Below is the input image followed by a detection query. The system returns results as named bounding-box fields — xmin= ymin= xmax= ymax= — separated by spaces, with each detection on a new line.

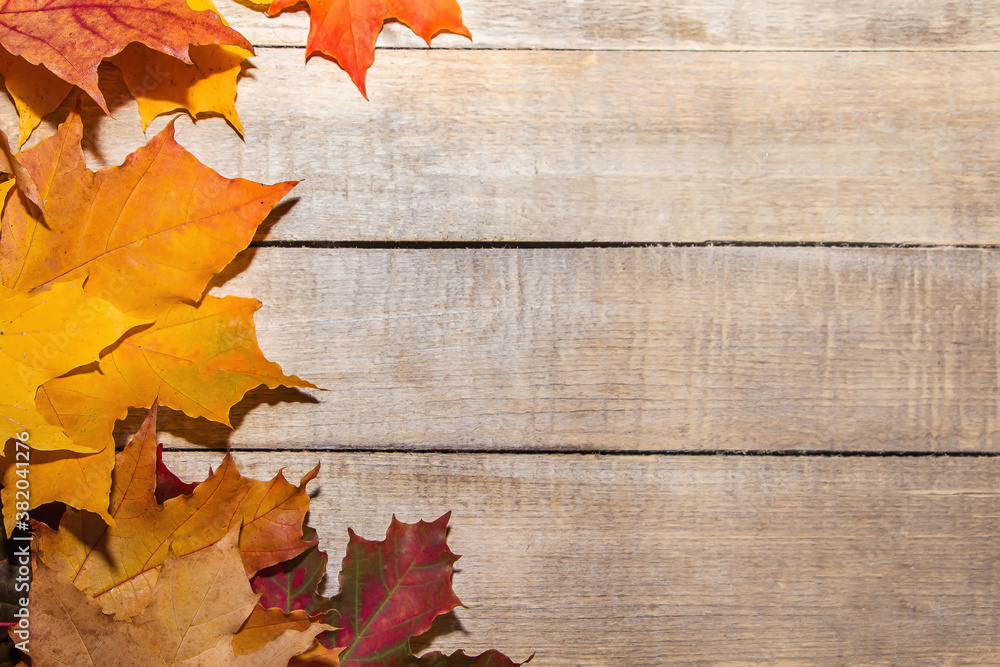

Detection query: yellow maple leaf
xmin=26 ymin=528 xmax=331 ymax=666
xmin=37 ymin=295 xmax=314 ymax=454
xmin=0 ymin=282 xmax=143 ymax=453
xmin=113 ymin=42 xmax=249 ymax=136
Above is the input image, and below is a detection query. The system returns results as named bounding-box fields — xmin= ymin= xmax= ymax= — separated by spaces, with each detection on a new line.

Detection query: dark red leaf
xmin=333 ymin=513 xmax=462 ymax=667
xmin=252 ymin=513 xmax=525 ymax=667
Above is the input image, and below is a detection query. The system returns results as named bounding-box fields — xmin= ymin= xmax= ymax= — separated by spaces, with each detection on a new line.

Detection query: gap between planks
xmin=161 ymin=447 xmax=1000 ymax=458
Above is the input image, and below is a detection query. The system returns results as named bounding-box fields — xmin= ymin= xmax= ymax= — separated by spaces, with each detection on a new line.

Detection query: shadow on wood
xmin=113 ymin=385 xmax=319 ymax=450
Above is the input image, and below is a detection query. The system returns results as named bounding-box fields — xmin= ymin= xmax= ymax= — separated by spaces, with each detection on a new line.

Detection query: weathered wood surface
xmin=138 ymin=246 xmax=1000 ymax=453
xmin=163 ymin=452 xmax=1000 ymax=666
xmin=220 ymin=0 xmax=1000 ymax=50
xmin=27 ymin=49 xmax=1000 ymax=244
xmin=79 ymin=1 xmax=1000 ymax=663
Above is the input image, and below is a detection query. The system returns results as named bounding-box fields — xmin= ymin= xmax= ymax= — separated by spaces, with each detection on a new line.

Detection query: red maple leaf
xmin=266 ymin=0 xmax=470 ymax=97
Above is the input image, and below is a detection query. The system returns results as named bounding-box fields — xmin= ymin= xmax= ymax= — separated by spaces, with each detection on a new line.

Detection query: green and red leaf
xmin=332 ymin=513 xmax=462 ymax=666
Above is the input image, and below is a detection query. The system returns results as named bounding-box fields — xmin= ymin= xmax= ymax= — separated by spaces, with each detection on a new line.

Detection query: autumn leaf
xmin=0 ymin=109 xmax=295 ymax=316
xmin=0 ymin=0 xmax=247 ymax=144
xmin=254 ymin=513 xmax=522 ymax=666
xmin=36 ymin=295 xmax=314 ymax=454
xmin=263 ymin=0 xmax=471 ymax=97
xmin=0 ymin=282 xmax=143 ymax=454
xmin=113 ymin=42 xmax=249 ymax=135
xmin=331 ymin=514 xmax=463 ymax=666
xmin=36 ymin=404 xmax=319 ymax=619
xmin=1 ymin=108 xmax=306 ymax=453
xmin=0 ymin=0 xmax=253 ymax=113
xmin=112 ymin=0 xmax=251 ymax=135
xmin=27 ymin=528 xmax=332 ymax=666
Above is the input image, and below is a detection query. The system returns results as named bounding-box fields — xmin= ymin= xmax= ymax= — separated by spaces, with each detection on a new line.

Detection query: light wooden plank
xmin=30 ymin=50 xmax=1000 ymax=244
xmin=52 ymin=51 xmax=1000 ymax=243
xmin=218 ymin=0 xmax=1000 ymax=50
xmin=162 ymin=451 xmax=1000 ymax=665
xmin=135 ymin=246 xmax=1000 ymax=453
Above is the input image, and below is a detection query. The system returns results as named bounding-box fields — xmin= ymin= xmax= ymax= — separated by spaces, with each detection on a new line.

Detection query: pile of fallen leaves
xmin=0 ymin=0 xmax=526 ymax=665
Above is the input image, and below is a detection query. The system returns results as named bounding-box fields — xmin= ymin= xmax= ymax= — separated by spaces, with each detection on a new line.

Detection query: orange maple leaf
xmin=26 ymin=528 xmax=331 ymax=665
xmin=0 ymin=0 xmax=252 ymax=112
xmin=0 ymin=109 xmax=295 ymax=316
xmin=264 ymin=0 xmax=470 ymax=97
xmin=37 ymin=404 xmax=319 ymax=619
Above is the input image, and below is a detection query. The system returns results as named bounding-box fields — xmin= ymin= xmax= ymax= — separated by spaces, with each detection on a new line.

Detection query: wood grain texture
xmin=219 ymin=0 xmax=1000 ymax=50
xmin=30 ymin=49 xmax=1000 ymax=244
xmin=134 ymin=246 xmax=1000 ymax=453
xmin=162 ymin=451 xmax=1000 ymax=666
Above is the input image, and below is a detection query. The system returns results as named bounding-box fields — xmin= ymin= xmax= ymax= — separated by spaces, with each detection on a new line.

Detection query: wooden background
xmin=18 ymin=0 xmax=1000 ymax=663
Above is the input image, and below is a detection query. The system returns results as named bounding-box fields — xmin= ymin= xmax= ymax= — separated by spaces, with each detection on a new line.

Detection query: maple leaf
xmin=253 ymin=513 xmax=526 ymax=667
xmin=27 ymin=528 xmax=332 ymax=666
xmin=0 ymin=109 xmax=295 ymax=316
xmin=262 ymin=0 xmax=471 ymax=97
xmin=0 ymin=0 xmax=253 ymax=113
xmin=36 ymin=295 xmax=314 ymax=454
xmin=332 ymin=514 xmax=463 ymax=666
xmin=113 ymin=42 xmax=249 ymax=135
xmin=0 ymin=0 xmax=246 ymax=145
xmin=0 ymin=282 xmax=143 ymax=454
xmin=111 ymin=0 xmax=251 ymax=135
xmin=36 ymin=404 xmax=319 ymax=619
